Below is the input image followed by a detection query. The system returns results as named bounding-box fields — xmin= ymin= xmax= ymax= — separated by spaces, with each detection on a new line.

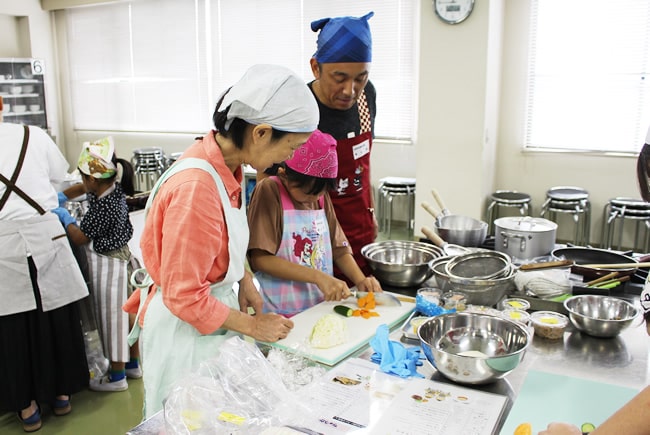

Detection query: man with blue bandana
xmin=308 ymin=11 xmax=377 ymax=280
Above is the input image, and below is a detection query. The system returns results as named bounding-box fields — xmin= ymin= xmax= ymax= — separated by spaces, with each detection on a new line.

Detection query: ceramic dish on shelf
xmin=13 ymin=105 xmax=26 ymax=113
xmin=20 ymin=65 xmax=34 ymax=79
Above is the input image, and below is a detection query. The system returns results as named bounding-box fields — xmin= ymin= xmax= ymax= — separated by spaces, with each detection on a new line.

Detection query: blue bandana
xmin=311 ymin=11 xmax=373 ymax=63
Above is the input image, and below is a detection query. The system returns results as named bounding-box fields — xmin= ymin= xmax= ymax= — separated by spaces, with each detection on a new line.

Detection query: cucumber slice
xmin=333 ymin=305 xmax=354 ymax=317
xmin=581 ymin=422 xmax=596 ymax=434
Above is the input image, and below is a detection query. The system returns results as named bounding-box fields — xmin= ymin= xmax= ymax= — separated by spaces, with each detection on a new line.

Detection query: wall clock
xmin=434 ymin=0 xmax=475 ymax=25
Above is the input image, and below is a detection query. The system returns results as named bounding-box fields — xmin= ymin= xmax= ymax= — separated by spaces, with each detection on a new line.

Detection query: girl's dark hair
xmin=212 ymin=88 xmax=291 ymax=149
xmin=115 ymin=157 xmax=135 ymax=195
xmin=281 ymin=163 xmax=336 ymax=195
xmin=637 ymin=143 xmax=650 ymax=202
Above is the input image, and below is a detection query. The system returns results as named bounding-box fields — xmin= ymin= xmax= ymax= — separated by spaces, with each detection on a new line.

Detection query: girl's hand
xmin=316 ymin=273 xmax=350 ymax=301
xmin=356 ymin=276 xmax=382 ymax=293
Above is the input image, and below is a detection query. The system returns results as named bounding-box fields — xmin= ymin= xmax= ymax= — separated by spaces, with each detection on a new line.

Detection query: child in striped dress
xmin=53 ymin=137 xmax=141 ymax=392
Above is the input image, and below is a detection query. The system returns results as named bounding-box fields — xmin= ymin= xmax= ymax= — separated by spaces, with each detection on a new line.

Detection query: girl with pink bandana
xmin=247 ymin=129 xmax=382 ymax=317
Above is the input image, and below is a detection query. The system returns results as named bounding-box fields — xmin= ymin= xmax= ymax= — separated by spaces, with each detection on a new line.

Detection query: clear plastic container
xmin=500 ymin=308 xmax=531 ymax=326
xmin=500 ymin=297 xmax=531 ymax=311
xmin=530 ymin=311 xmax=568 ymax=339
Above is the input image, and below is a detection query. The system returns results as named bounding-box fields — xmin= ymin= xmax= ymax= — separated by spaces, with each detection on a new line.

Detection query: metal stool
xmin=485 ymin=190 xmax=532 ymax=236
xmin=377 ymin=177 xmax=416 ymax=238
xmin=539 ymin=186 xmax=591 ymax=246
xmin=601 ymin=197 xmax=650 ymax=252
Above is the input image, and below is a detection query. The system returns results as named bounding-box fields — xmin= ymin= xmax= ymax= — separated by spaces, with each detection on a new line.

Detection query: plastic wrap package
xmin=266 ymin=345 xmax=327 ymax=391
xmin=163 ymin=336 xmax=316 ymax=434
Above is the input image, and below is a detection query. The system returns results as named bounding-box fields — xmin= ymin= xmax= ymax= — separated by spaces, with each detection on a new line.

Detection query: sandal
xmin=17 ymin=403 xmax=42 ymax=433
xmin=53 ymin=396 xmax=72 ymax=416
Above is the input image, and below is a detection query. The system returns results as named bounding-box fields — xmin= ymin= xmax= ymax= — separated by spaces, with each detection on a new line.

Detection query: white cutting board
xmin=267 ymin=292 xmax=415 ymax=366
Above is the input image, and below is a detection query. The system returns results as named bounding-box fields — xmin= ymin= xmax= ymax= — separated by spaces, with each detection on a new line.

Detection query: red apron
xmin=330 ymin=91 xmax=374 ymax=279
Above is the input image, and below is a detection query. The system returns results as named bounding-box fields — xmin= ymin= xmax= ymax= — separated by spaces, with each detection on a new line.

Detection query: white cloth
xmin=513 ymin=269 xmax=571 ymax=298
xmin=129 ymin=158 xmax=248 ymax=419
xmin=646 ymin=123 xmax=650 ymax=144
xmin=0 ymin=123 xmax=68 ymax=220
xmin=220 ymin=64 xmax=319 ymax=133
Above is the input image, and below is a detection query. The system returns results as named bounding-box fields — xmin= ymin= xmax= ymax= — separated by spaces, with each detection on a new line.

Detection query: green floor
xmin=0 ymin=378 xmax=144 ymax=434
xmin=0 ymin=224 xmax=411 ymax=435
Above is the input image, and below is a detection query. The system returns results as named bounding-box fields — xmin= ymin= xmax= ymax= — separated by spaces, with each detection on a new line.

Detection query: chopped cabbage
xmin=309 ymin=314 xmax=348 ymax=349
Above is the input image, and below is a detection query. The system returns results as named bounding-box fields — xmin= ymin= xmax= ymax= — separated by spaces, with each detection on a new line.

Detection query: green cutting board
xmin=501 ymin=370 xmax=639 ymax=434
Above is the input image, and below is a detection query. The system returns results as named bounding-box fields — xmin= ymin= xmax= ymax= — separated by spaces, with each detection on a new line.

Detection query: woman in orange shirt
xmin=123 ymin=64 xmax=319 ymax=419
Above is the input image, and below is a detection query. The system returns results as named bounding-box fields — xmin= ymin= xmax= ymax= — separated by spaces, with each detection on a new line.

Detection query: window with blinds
xmin=525 ymin=0 xmax=650 ymax=153
xmin=64 ymin=0 xmax=417 ymax=140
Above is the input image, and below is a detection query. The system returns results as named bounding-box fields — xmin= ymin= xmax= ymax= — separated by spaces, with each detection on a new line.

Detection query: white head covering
xmin=219 ymin=64 xmax=319 ymax=133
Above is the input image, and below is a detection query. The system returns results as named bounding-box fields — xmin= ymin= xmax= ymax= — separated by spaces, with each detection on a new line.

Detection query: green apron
xmin=127 ymin=158 xmax=248 ymax=420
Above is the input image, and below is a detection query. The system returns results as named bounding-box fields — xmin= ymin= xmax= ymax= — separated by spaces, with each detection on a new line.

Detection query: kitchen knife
xmin=347 ymin=289 xmax=402 ymax=306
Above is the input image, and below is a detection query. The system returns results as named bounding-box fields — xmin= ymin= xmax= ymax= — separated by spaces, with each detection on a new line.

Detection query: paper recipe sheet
xmin=297 ymin=358 xmax=507 ymax=435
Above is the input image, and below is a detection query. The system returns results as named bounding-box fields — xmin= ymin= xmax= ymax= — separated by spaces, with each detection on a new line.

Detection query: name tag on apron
xmin=352 ymin=139 xmax=370 ymax=160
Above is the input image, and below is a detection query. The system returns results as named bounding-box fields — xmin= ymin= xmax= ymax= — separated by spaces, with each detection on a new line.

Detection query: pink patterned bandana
xmin=286 ymin=130 xmax=338 ymax=179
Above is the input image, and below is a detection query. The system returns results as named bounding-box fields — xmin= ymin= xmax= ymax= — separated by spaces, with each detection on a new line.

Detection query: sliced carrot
xmin=357 ymin=292 xmax=376 ymax=309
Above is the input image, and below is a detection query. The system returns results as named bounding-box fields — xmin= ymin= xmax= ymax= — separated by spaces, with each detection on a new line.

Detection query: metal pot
xmin=494 ymin=217 xmax=557 ymax=261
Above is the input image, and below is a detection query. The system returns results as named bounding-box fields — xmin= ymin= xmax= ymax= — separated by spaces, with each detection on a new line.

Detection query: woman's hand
xmin=355 ymin=276 xmax=382 ymax=293
xmin=251 ymin=313 xmax=294 ymax=342
xmin=238 ymin=273 xmax=263 ymax=315
xmin=538 ymin=423 xmax=582 ymax=435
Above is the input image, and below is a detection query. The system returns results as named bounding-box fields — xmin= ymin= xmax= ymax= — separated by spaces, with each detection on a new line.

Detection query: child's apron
xmin=127 ymin=158 xmax=247 ymax=420
xmin=255 ymin=176 xmax=333 ymax=316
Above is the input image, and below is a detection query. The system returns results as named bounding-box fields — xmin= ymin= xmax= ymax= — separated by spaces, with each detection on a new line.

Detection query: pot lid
xmin=494 ymin=217 xmax=557 ymax=232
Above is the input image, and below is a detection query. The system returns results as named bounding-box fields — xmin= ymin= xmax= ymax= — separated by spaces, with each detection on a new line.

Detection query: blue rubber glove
xmin=51 ymin=207 xmax=77 ymax=228
xmin=57 ymin=191 xmax=68 ymax=207
xmin=369 ymin=324 xmax=424 ymax=378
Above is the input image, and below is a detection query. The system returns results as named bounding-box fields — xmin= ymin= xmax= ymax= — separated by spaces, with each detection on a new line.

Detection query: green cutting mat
xmin=501 ymin=370 xmax=639 ymax=434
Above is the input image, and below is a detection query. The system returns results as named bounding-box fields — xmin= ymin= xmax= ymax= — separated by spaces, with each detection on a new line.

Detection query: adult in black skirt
xmin=0 ymin=100 xmax=90 ymax=433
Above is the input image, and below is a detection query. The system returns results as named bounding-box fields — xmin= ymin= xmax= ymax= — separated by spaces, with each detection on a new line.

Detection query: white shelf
xmin=3 ymin=111 xmax=45 ymax=117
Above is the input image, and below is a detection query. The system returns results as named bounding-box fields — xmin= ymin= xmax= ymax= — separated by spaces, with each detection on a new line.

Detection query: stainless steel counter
xmin=129 ymin=293 xmax=648 ymax=434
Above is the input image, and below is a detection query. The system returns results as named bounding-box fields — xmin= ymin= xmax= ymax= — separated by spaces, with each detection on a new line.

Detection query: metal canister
xmin=132 ymin=147 xmax=166 ymax=192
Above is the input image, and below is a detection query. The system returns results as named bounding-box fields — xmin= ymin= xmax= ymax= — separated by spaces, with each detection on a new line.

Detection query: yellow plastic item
xmin=514 ymin=422 xmax=532 ymax=435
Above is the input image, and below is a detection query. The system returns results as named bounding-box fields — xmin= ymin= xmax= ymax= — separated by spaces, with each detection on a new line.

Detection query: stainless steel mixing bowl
xmin=418 ymin=312 xmax=529 ymax=384
xmin=563 ymin=295 xmax=639 ymax=338
xmin=361 ymin=241 xmax=444 ymax=287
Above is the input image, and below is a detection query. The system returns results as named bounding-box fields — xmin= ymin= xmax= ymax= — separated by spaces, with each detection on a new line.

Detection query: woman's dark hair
xmin=637 ymin=143 xmax=650 ymax=202
xmin=212 ymin=88 xmax=291 ymax=149
xmin=281 ymin=163 xmax=336 ymax=195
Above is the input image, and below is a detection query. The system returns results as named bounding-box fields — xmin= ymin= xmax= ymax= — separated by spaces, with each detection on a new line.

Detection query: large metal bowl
xmin=418 ymin=312 xmax=529 ymax=384
xmin=362 ymin=241 xmax=444 ymax=287
xmin=563 ymin=295 xmax=639 ymax=338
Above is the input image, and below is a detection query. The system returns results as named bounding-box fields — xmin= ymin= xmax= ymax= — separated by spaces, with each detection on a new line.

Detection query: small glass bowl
xmin=442 ymin=291 xmax=467 ymax=311
xmin=500 ymin=298 xmax=531 ymax=311
xmin=530 ymin=311 xmax=568 ymax=340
